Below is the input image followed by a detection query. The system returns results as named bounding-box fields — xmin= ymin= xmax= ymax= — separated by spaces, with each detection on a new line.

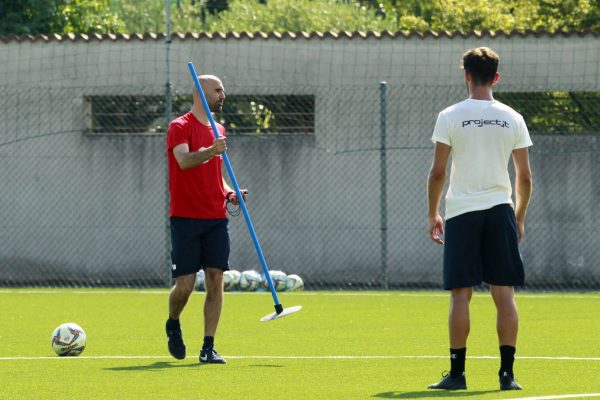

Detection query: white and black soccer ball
xmin=269 ymin=270 xmax=288 ymax=292
xmin=51 ymin=323 xmax=86 ymax=356
xmin=286 ymin=274 xmax=304 ymax=291
xmin=223 ymin=270 xmax=241 ymax=291
xmin=239 ymin=270 xmax=261 ymax=291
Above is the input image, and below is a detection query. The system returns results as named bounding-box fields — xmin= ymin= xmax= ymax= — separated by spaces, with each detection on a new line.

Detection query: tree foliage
xmin=0 ymin=0 xmax=60 ymax=35
xmin=356 ymin=0 xmax=600 ymax=32
xmin=495 ymin=91 xmax=600 ymax=134
xmin=1 ymin=0 xmax=599 ymax=36
xmin=199 ymin=0 xmax=600 ymax=33
xmin=56 ymin=0 xmax=124 ymax=34
xmin=0 ymin=0 xmax=123 ymax=36
xmin=203 ymin=0 xmax=400 ymax=33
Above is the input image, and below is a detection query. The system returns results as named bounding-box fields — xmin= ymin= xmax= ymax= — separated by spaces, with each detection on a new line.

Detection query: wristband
xmin=226 ymin=191 xmax=234 ymax=201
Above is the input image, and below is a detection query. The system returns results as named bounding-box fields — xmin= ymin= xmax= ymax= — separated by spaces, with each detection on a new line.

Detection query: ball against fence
xmin=286 ymin=274 xmax=304 ymax=291
xmin=223 ymin=269 xmax=241 ymax=291
xmin=269 ymin=270 xmax=288 ymax=291
xmin=239 ymin=270 xmax=261 ymax=291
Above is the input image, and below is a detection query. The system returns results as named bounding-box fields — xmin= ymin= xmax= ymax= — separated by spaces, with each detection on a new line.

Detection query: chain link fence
xmin=0 ymin=82 xmax=598 ymax=290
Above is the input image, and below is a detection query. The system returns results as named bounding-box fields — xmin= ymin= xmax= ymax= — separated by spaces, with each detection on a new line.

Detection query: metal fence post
xmin=164 ymin=0 xmax=173 ymax=288
xmin=379 ymin=81 xmax=388 ymax=290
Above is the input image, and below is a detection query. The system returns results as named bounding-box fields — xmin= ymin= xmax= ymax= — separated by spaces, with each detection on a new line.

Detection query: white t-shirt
xmin=432 ymin=98 xmax=533 ymax=220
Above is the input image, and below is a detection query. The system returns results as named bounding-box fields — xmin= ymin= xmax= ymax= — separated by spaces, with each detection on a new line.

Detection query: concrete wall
xmin=0 ymin=33 xmax=598 ymax=288
xmin=1 ymin=33 xmax=599 ymax=90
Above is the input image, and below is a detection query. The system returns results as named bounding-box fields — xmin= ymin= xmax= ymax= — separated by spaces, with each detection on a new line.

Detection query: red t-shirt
xmin=167 ymin=112 xmax=227 ymax=219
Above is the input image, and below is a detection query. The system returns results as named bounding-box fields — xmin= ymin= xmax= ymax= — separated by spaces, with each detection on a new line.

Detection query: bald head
xmin=199 ymin=74 xmax=223 ymax=88
xmin=193 ymin=74 xmax=226 ymax=113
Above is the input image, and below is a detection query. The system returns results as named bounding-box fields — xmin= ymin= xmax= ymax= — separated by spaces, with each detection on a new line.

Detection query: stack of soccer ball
xmin=197 ymin=269 xmax=304 ymax=292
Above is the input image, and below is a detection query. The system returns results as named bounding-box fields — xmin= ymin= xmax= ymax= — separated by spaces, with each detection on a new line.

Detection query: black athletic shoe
xmin=500 ymin=372 xmax=523 ymax=390
xmin=199 ymin=348 xmax=226 ymax=364
xmin=428 ymin=372 xmax=467 ymax=390
xmin=165 ymin=320 xmax=186 ymax=360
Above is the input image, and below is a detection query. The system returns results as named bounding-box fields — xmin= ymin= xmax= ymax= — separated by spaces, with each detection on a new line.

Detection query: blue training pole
xmin=187 ymin=62 xmax=283 ymax=314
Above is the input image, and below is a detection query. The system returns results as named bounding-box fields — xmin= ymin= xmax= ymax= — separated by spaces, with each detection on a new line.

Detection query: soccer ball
xmin=51 ymin=323 xmax=86 ymax=356
xmin=269 ymin=270 xmax=288 ymax=292
xmin=239 ymin=270 xmax=261 ymax=291
xmin=286 ymin=274 xmax=304 ymax=291
xmin=223 ymin=269 xmax=241 ymax=291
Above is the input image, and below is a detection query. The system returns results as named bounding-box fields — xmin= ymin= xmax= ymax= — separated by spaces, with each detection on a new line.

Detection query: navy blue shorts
xmin=170 ymin=217 xmax=230 ymax=278
xmin=443 ymin=204 xmax=524 ymax=290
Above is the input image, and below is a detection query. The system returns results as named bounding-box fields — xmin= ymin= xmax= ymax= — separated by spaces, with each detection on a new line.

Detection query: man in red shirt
xmin=165 ymin=75 xmax=246 ymax=364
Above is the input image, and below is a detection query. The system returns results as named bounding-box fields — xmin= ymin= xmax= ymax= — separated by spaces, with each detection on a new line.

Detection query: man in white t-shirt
xmin=427 ymin=47 xmax=533 ymax=391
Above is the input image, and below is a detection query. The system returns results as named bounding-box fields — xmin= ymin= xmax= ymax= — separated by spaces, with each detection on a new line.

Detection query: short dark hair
xmin=461 ymin=47 xmax=499 ymax=85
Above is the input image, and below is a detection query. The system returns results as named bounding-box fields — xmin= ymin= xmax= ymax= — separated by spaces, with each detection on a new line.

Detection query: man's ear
xmin=491 ymin=72 xmax=501 ymax=86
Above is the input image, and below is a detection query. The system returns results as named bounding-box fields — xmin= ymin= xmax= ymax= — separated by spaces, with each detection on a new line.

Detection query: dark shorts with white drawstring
xmin=170 ymin=217 xmax=230 ymax=278
xmin=443 ymin=204 xmax=524 ymax=290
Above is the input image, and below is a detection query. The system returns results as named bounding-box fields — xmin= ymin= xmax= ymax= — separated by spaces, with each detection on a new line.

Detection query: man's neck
xmin=191 ymin=104 xmax=211 ymax=126
xmin=468 ymin=85 xmax=494 ymax=101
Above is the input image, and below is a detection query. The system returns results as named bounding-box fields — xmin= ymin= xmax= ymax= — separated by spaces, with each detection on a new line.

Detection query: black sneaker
xmin=199 ymin=348 xmax=227 ymax=364
xmin=500 ymin=371 xmax=522 ymax=390
xmin=428 ymin=372 xmax=467 ymax=390
xmin=165 ymin=320 xmax=186 ymax=360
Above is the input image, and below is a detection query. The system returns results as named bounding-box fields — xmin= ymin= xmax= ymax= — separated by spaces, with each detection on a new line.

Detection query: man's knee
xmin=174 ymin=274 xmax=196 ymax=295
xmin=451 ymin=287 xmax=473 ymax=303
xmin=204 ymin=268 xmax=224 ymax=292
xmin=491 ymin=285 xmax=516 ymax=304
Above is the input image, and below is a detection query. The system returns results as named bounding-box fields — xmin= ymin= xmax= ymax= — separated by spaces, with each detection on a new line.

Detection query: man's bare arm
xmin=512 ymin=147 xmax=533 ymax=241
xmin=172 ymin=138 xmax=226 ymax=170
xmin=428 ymin=142 xmax=451 ymax=244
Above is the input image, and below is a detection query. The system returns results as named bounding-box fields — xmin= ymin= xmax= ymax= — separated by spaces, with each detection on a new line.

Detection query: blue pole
xmin=187 ymin=62 xmax=283 ymax=312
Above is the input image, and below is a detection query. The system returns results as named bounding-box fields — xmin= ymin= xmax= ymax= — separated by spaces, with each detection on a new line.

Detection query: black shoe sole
xmin=500 ymin=383 xmax=523 ymax=390
xmin=199 ymin=358 xmax=227 ymax=364
xmin=169 ymin=348 xmax=186 ymax=360
xmin=427 ymin=374 xmax=467 ymax=390
xmin=427 ymin=385 xmax=467 ymax=390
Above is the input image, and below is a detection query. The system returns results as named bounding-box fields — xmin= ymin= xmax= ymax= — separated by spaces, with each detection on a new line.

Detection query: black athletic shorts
xmin=443 ymin=203 xmax=524 ymax=290
xmin=170 ymin=217 xmax=230 ymax=278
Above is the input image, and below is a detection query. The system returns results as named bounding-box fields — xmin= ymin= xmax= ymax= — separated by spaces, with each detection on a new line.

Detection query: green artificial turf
xmin=1 ymin=289 xmax=599 ymax=399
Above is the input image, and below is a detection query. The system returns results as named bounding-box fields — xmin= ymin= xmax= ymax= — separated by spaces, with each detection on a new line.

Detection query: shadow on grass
xmin=373 ymin=390 xmax=500 ymax=398
xmin=105 ymin=361 xmax=202 ymax=372
xmin=105 ymin=361 xmax=287 ymax=372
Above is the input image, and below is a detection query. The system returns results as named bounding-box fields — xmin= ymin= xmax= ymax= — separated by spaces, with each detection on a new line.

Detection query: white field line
xmin=0 ymin=290 xmax=598 ymax=300
xmin=1 ymin=355 xmax=600 ymax=361
xmin=506 ymin=394 xmax=600 ymax=400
